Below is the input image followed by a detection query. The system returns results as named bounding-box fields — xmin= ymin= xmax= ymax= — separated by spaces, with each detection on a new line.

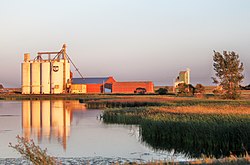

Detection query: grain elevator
xmin=21 ymin=44 xmax=71 ymax=94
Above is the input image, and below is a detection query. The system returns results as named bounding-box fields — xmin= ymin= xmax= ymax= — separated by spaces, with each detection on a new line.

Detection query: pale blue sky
xmin=0 ymin=0 xmax=250 ymax=87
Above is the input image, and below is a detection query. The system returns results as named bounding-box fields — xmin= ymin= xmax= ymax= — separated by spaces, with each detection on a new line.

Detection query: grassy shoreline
xmin=98 ymin=97 xmax=250 ymax=160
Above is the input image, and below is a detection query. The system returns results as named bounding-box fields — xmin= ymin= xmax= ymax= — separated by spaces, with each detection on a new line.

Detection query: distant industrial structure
xmin=173 ymin=68 xmax=191 ymax=92
xmin=21 ymin=45 xmax=154 ymax=94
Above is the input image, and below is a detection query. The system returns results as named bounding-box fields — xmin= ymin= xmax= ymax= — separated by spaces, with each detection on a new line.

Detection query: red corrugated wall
xmin=112 ymin=82 xmax=154 ymax=94
xmin=84 ymin=77 xmax=154 ymax=94
xmin=86 ymin=77 xmax=116 ymax=94
xmin=86 ymin=84 xmax=103 ymax=93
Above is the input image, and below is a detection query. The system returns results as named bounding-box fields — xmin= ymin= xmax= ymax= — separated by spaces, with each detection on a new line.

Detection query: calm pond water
xmin=0 ymin=100 xmax=187 ymax=161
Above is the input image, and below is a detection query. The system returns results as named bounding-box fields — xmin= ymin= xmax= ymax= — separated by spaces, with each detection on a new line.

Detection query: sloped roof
xmin=72 ymin=78 xmax=110 ymax=84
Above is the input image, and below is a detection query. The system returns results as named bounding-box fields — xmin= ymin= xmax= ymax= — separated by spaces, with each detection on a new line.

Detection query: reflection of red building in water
xmin=22 ymin=100 xmax=86 ymax=150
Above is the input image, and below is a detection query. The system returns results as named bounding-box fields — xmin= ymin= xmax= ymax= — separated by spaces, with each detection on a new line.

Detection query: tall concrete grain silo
xmin=41 ymin=61 xmax=51 ymax=94
xmin=65 ymin=61 xmax=71 ymax=86
xmin=21 ymin=54 xmax=31 ymax=94
xmin=51 ymin=60 xmax=64 ymax=94
xmin=21 ymin=44 xmax=74 ymax=94
xmin=31 ymin=61 xmax=41 ymax=94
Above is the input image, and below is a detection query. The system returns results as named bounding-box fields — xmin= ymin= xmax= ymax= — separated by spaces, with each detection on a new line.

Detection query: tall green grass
xmin=103 ymin=107 xmax=250 ymax=159
xmin=86 ymin=98 xmax=250 ymax=109
xmin=86 ymin=101 xmax=165 ymax=109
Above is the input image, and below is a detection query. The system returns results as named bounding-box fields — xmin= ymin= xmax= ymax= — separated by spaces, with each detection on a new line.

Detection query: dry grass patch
xmin=152 ymin=105 xmax=250 ymax=115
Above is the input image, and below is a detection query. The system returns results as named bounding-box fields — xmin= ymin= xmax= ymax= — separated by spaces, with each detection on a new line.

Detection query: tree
xmin=195 ymin=84 xmax=205 ymax=94
xmin=155 ymin=87 xmax=168 ymax=95
xmin=212 ymin=51 xmax=244 ymax=99
xmin=177 ymin=83 xmax=195 ymax=96
xmin=194 ymin=84 xmax=205 ymax=98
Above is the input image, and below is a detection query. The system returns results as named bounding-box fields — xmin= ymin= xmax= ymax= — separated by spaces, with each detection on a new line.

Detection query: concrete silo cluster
xmin=21 ymin=44 xmax=71 ymax=94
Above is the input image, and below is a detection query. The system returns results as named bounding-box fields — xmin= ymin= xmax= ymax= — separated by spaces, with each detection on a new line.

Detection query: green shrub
xmin=155 ymin=87 xmax=168 ymax=95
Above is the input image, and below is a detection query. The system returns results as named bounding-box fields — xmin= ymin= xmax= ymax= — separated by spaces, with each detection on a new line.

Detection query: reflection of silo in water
xmin=51 ymin=100 xmax=70 ymax=150
xmin=31 ymin=100 xmax=41 ymax=139
xmin=22 ymin=100 xmax=31 ymax=139
xmin=65 ymin=106 xmax=71 ymax=127
xmin=64 ymin=103 xmax=71 ymax=138
xmin=51 ymin=100 xmax=64 ymax=137
xmin=63 ymin=102 xmax=71 ymax=150
xmin=21 ymin=100 xmax=76 ymax=150
xmin=41 ymin=100 xmax=51 ymax=137
xmin=22 ymin=100 xmax=74 ymax=150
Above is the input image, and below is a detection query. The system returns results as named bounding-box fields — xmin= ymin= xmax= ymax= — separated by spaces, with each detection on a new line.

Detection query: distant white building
xmin=173 ymin=68 xmax=191 ymax=92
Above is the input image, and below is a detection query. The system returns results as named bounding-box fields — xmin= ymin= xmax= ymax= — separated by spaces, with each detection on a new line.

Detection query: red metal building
xmin=112 ymin=81 xmax=154 ymax=94
xmin=72 ymin=77 xmax=116 ymax=94
xmin=72 ymin=77 xmax=154 ymax=94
